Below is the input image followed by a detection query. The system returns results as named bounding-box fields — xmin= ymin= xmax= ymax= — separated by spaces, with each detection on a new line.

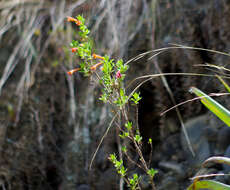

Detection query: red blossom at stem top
xmin=71 ymin=48 xmax=78 ymax=53
xmin=116 ymin=70 xmax=122 ymax=79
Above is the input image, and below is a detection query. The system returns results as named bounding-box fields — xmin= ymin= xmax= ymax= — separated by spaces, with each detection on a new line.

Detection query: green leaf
xmin=131 ymin=92 xmax=142 ymax=104
xmin=119 ymin=132 xmax=129 ymax=139
xmin=119 ymin=166 xmax=127 ymax=177
xmin=190 ymin=87 xmax=230 ymax=127
xmin=116 ymin=59 xmax=129 ymax=73
xmin=148 ymin=138 xmax=152 ymax=144
xmin=109 ymin=153 xmax=117 ymax=163
xmin=134 ymin=135 xmax=142 ymax=144
xmin=119 ymin=133 xmax=125 ymax=139
xmin=125 ymin=121 xmax=132 ymax=131
xmin=147 ymin=168 xmax=158 ymax=178
xmin=128 ymin=174 xmax=139 ymax=190
xmin=216 ymin=75 xmax=230 ymax=93
xmin=122 ymin=146 xmax=127 ymax=153
xmin=187 ymin=180 xmax=230 ymax=190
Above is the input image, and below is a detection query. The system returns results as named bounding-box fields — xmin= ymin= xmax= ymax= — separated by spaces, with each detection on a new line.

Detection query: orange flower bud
xmin=75 ymin=20 xmax=82 ymax=26
xmin=67 ymin=68 xmax=80 ymax=75
xmin=92 ymin=53 xmax=105 ymax=60
xmin=71 ymin=48 xmax=78 ymax=53
xmin=90 ymin=62 xmax=103 ymax=71
xmin=67 ymin=16 xmax=82 ymax=26
xmin=67 ymin=16 xmax=78 ymax=22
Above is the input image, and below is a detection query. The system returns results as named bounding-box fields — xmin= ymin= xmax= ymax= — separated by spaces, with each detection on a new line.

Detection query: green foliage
xmin=190 ymin=87 xmax=230 ymax=127
xmin=134 ymin=134 xmax=142 ymax=144
xmin=76 ymin=15 xmax=90 ymax=38
xmin=128 ymin=174 xmax=140 ymax=190
xmin=216 ymin=75 xmax=230 ymax=93
xmin=125 ymin=121 xmax=132 ymax=131
xmin=108 ymin=153 xmax=127 ymax=177
xmin=187 ymin=180 xmax=230 ymax=190
xmin=68 ymin=14 xmax=156 ymax=190
xmin=114 ymin=88 xmax=129 ymax=108
xmin=116 ymin=59 xmax=129 ymax=73
xmin=122 ymin=146 xmax=127 ymax=153
xmin=148 ymin=138 xmax=152 ymax=144
xmin=119 ymin=131 xmax=129 ymax=139
xmin=147 ymin=168 xmax=158 ymax=179
xmin=131 ymin=92 xmax=142 ymax=105
xmin=68 ymin=15 xmax=230 ymax=190
xmin=189 ymin=79 xmax=230 ymax=189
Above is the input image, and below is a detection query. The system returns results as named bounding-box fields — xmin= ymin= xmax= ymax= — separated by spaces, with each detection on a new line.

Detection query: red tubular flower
xmin=67 ymin=16 xmax=82 ymax=26
xmin=116 ymin=71 xmax=122 ymax=79
xmin=67 ymin=68 xmax=80 ymax=75
xmin=67 ymin=16 xmax=78 ymax=22
xmin=90 ymin=62 xmax=103 ymax=71
xmin=92 ymin=53 xmax=105 ymax=60
xmin=75 ymin=20 xmax=82 ymax=26
xmin=71 ymin=48 xmax=78 ymax=53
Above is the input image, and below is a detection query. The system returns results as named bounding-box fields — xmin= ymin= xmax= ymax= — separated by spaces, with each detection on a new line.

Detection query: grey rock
xmin=96 ymin=168 xmax=118 ymax=190
xmin=139 ymin=174 xmax=151 ymax=190
xmin=180 ymin=115 xmax=211 ymax=168
xmin=158 ymin=161 xmax=184 ymax=177
xmin=223 ymin=145 xmax=230 ymax=173
xmin=162 ymin=133 xmax=183 ymax=161
xmin=158 ymin=176 xmax=179 ymax=190
xmin=76 ymin=184 xmax=90 ymax=190
xmin=217 ymin=127 xmax=230 ymax=153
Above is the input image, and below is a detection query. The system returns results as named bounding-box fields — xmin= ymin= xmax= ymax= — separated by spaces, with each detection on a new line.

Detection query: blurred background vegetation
xmin=0 ymin=0 xmax=230 ymax=189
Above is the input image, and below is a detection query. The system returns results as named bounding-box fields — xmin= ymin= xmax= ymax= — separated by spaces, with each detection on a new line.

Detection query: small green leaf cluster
xmin=125 ymin=121 xmax=132 ymax=131
xmin=76 ymin=15 xmax=90 ymax=38
xmin=109 ymin=153 xmax=140 ymax=190
xmin=113 ymin=88 xmax=129 ymax=109
xmin=148 ymin=138 xmax=152 ymax=144
xmin=116 ymin=59 xmax=129 ymax=80
xmin=99 ymin=56 xmax=115 ymax=102
xmin=147 ymin=168 xmax=158 ymax=179
xmin=109 ymin=153 xmax=127 ymax=177
xmin=99 ymin=57 xmax=129 ymax=106
xmin=119 ymin=121 xmax=132 ymax=139
xmin=134 ymin=133 xmax=142 ymax=144
xmin=131 ymin=92 xmax=142 ymax=105
xmin=128 ymin=174 xmax=140 ymax=190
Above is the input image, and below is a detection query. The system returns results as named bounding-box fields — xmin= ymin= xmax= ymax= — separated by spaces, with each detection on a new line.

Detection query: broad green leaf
xmin=187 ymin=180 xmax=230 ymax=190
xmin=190 ymin=87 xmax=230 ymax=127
xmin=203 ymin=156 xmax=230 ymax=168
xmin=216 ymin=75 xmax=230 ymax=93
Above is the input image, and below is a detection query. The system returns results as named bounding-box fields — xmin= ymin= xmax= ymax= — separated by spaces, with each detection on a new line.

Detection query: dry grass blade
xmin=190 ymin=173 xmax=227 ymax=181
xmin=89 ymin=111 xmax=120 ymax=170
xmin=160 ymin=92 xmax=230 ymax=116
xmin=0 ymin=0 xmax=89 ymax=126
